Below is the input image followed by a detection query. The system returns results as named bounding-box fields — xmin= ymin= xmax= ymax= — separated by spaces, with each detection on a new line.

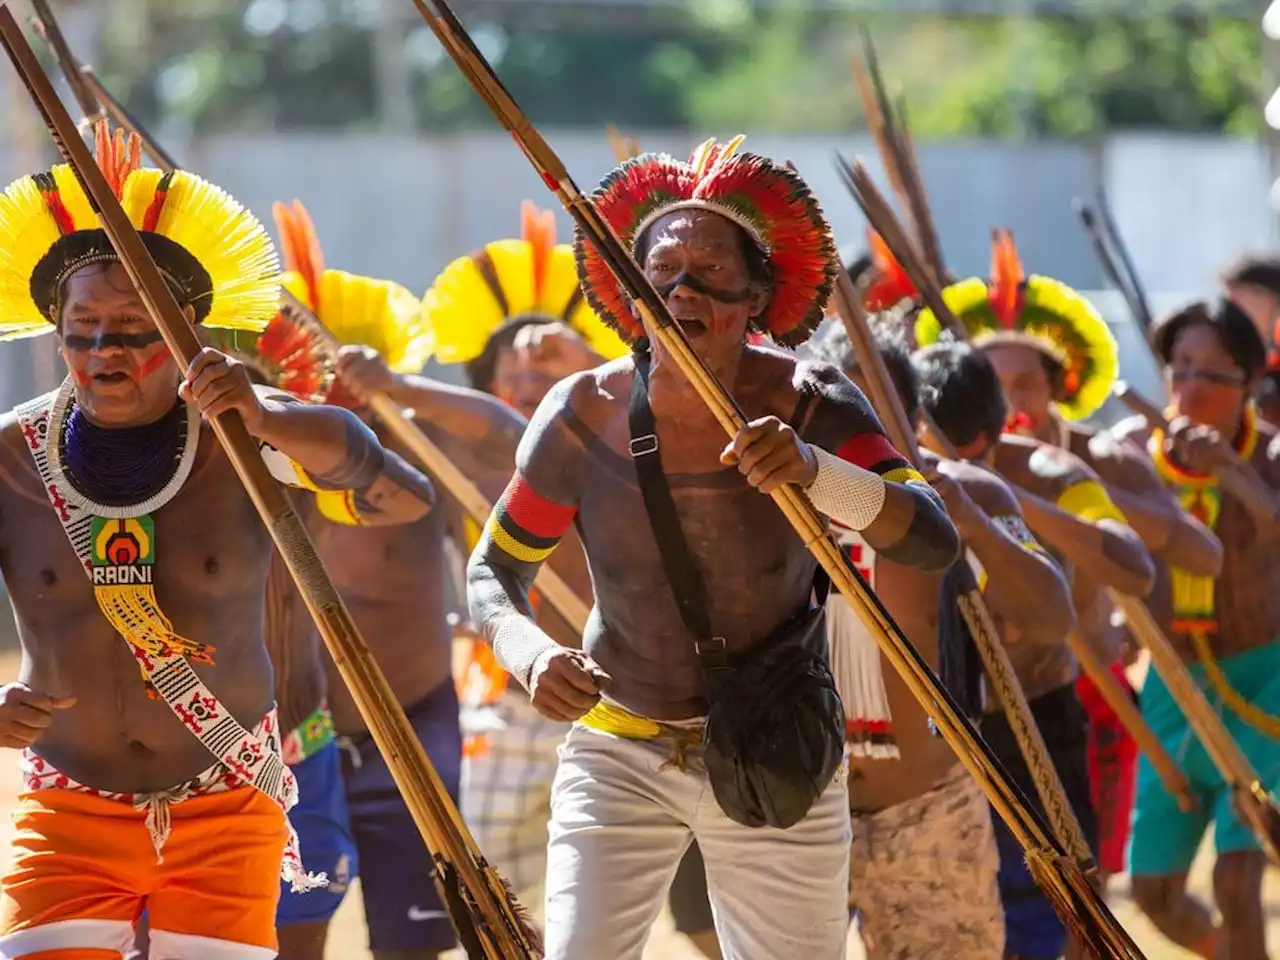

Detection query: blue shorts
xmin=982 ymin=684 xmax=1098 ymax=960
xmin=1130 ymin=642 xmax=1280 ymax=877
xmin=277 ymin=740 xmax=359 ymax=925
xmin=341 ymin=680 xmax=463 ymax=953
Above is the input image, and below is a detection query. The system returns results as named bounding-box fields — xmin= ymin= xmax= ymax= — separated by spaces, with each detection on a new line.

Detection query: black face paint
xmin=654 ymin=271 xmax=754 ymax=305
xmin=62 ymin=330 xmax=166 ymax=351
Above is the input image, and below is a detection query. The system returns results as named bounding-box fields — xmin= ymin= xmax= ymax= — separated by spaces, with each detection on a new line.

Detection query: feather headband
xmin=573 ymin=136 xmax=838 ymax=347
xmin=0 ymin=121 xmax=279 ymax=340
xmin=915 ymin=229 xmax=1118 ymax=422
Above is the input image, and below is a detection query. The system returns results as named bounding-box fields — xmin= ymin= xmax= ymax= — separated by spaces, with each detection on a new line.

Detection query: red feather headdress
xmin=573 ymin=136 xmax=837 ymax=347
xmin=859 ymin=230 xmax=918 ymax=312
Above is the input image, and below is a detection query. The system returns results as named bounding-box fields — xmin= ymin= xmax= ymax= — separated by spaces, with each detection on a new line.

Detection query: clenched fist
xmin=0 ymin=683 xmax=75 ymax=750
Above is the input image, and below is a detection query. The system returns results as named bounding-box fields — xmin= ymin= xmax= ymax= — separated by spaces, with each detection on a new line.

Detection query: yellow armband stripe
xmin=315 ymin=489 xmax=365 ymax=526
xmin=992 ymin=514 xmax=1047 ymax=554
xmin=1056 ymin=480 xmax=1127 ymax=526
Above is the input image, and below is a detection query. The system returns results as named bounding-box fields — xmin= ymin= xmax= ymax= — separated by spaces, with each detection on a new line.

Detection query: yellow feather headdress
xmin=424 ymin=200 xmax=628 ymax=366
xmin=272 ymin=200 xmax=433 ymax=378
xmin=0 ymin=123 xmax=279 ymax=340
xmin=915 ymin=229 xmax=1118 ymax=422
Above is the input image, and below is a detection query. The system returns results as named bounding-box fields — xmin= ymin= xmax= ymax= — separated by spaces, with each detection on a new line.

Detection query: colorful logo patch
xmin=90 ymin=515 xmax=155 ymax=586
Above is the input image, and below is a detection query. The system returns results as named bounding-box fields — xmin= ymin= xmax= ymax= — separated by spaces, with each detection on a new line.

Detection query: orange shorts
xmin=0 ymin=786 xmax=288 ymax=959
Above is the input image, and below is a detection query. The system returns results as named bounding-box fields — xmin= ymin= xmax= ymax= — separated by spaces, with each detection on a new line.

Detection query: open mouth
xmin=675 ymin=319 xmax=708 ymax=336
xmin=92 ymin=371 xmax=131 ymax=384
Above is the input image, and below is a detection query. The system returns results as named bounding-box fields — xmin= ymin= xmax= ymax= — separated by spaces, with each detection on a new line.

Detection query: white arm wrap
xmin=491 ymin=615 xmax=561 ymax=692
xmin=807 ymin=445 xmax=887 ymax=532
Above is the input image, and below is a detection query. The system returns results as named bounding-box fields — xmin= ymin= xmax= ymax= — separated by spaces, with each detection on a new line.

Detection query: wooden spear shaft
xmin=830 ymin=273 xmax=1095 ymax=867
xmin=848 ymin=160 xmax=1194 ymax=816
xmin=0 ymin=13 xmax=535 ymax=957
xmin=407 ymin=2 xmax=1146 ymax=953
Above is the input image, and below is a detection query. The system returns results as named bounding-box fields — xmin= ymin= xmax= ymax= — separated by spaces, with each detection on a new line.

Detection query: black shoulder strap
xmin=628 ymin=344 xmax=727 ymax=668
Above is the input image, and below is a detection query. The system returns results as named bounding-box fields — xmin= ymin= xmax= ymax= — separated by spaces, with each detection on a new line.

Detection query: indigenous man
xmin=261 ymin=199 xmax=527 ymax=960
xmin=911 ymin=337 xmax=1155 ymax=960
xmin=467 ymin=138 xmax=959 ymax=959
xmin=1114 ymin=299 xmax=1280 ymax=960
xmin=1221 ymin=253 xmax=1280 ymax=426
xmin=930 ymin=232 xmax=1222 ymax=887
xmin=806 ymin=319 xmax=1075 ymax=959
xmin=0 ymin=128 xmax=436 ymax=957
xmin=425 ymin=201 xmax=722 ymax=957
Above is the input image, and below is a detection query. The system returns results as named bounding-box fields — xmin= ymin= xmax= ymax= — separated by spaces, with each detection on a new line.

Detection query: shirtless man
xmin=912 ymin=339 xmax=1155 ymax=960
xmin=0 ymin=136 xmax=435 ymax=958
xmin=468 ymin=140 xmax=958 ymax=958
xmin=1221 ymin=254 xmax=1280 ymax=426
xmin=1114 ymin=299 xmax=1280 ymax=960
xmin=806 ymin=320 xmax=1074 ymax=959
xmin=952 ymin=241 xmax=1223 ymax=884
xmin=423 ymin=205 xmax=721 ymax=957
xmin=263 ymin=200 xmax=527 ymax=960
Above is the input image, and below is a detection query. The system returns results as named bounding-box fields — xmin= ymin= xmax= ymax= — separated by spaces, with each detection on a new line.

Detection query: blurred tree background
xmin=82 ymin=0 xmax=1265 ymax=138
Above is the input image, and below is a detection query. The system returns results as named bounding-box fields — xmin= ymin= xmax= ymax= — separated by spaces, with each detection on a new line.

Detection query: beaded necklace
xmin=43 ymin=378 xmax=212 ymax=689
xmin=1149 ymin=403 xmax=1280 ymax=739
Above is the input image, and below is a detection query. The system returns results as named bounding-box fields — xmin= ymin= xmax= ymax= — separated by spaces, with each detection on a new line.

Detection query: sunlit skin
xmin=470 ymin=207 xmax=953 ymax=726
xmin=984 ymin=338 xmax=1221 ymax=666
xmin=0 ymin=261 xmax=430 ymax=793
xmin=1113 ymin=320 xmax=1277 ymax=960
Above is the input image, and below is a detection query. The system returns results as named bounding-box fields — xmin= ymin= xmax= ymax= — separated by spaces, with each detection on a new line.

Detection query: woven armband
xmin=807 ymin=446 xmax=887 ymax=531
xmin=492 ymin=616 xmax=561 ymax=692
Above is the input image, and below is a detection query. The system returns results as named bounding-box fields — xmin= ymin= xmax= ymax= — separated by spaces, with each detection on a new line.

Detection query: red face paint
xmin=134 ymin=348 xmax=172 ymax=381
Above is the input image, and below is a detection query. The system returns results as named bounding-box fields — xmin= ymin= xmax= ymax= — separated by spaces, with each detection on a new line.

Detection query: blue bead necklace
xmin=60 ymin=399 xmax=190 ymax=508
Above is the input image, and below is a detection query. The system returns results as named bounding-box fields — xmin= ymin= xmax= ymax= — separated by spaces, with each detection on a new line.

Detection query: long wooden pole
xmin=830 ymin=270 xmax=1096 ymax=866
xmin=0 ymin=13 xmax=536 ymax=957
xmin=406 ymin=1 xmax=1143 ymax=954
xmin=844 ymin=154 xmax=1196 ymax=803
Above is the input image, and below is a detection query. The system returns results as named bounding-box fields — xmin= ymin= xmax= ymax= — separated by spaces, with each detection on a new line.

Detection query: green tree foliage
xmin=86 ymin=0 xmax=1264 ymax=139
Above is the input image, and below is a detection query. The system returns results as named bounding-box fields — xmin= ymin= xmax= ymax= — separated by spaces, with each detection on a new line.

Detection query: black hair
xmin=806 ymin=318 xmax=920 ymax=424
xmin=1222 ymin=253 xmax=1280 ymax=297
xmin=912 ymin=338 xmax=1008 ymax=450
xmin=465 ymin=314 xmax=559 ymax=393
xmin=1150 ymin=298 xmax=1266 ymax=380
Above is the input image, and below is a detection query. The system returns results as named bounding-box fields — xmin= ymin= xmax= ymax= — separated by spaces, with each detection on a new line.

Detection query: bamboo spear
xmin=405 ymin=0 xmax=1143 ymax=953
xmin=849 ymin=31 xmax=945 ymax=285
xmin=0 ymin=12 xmax=538 ymax=957
xmin=830 ymin=272 xmax=1096 ymax=866
xmin=843 ymin=159 xmax=1193 ymax=811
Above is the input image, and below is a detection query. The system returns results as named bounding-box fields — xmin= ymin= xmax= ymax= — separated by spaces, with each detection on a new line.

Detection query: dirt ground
xmin=0 ymin=649 xmax=1276 ymax=958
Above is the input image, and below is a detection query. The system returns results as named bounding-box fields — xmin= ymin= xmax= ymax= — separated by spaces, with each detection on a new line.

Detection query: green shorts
xmin=1129 ymin=641 xmax=1280 ymax=877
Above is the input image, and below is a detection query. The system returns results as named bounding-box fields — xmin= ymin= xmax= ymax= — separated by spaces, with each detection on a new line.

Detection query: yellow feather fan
xmin=425 ymin=200 xmax=628 ymax=365
xmin=283 ymin=269 xmax=432 ymax=375
xmin=0 ymin=125 xmax=278 ymax=340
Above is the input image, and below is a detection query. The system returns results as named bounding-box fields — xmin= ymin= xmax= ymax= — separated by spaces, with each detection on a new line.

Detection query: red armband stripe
xmin=501 ymin=472 xmax=577 ymax=540
xmin=835 ymin=432 xmax=902 ymax=472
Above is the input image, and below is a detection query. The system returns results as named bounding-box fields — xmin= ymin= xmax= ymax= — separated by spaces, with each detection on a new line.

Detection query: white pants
xmin=544 ymin=722 xmax=852 ymax=960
